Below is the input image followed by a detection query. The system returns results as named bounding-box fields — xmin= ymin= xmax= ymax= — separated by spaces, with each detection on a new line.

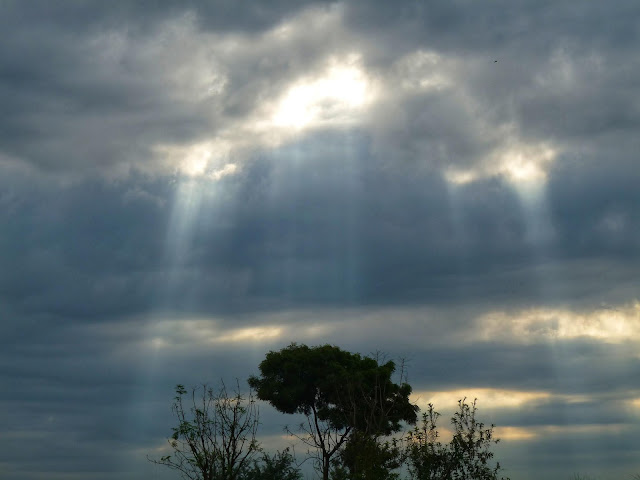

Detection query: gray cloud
xmin=2 ymin=1 xmax=640 ymax=479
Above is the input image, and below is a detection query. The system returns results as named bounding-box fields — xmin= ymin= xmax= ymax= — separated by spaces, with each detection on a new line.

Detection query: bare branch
xmin=148 ymin=381 xmax=261 ymax=480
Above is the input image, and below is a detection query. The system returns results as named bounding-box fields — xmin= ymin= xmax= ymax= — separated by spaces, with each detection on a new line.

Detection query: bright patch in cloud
xmin=211 ymin=162 xmax=238 ymax=180
xmin=443 ymin=168 xmax=479 ymax=185
xmin=477 ymin=302 xmax=640 ymax=344
xmin=153 ymin=140 xmax=235 ymax=179
xmin=153 ymin=53 xmax=377 ymax=177
xmin=412 ymin=388 xmax=551 ymax=410
xmin=445 ymin=139 xmax=557 ymax=188
xmin=538 ymin=423 xmax=629 ymax=435
xmin=141 ymin=318 xmax=285 ymax=348
xmin=496 ymin=423 xmax=627 ymax=442
xmin=498 ymin=143 xmax=556 ymax=186
xmin=216 ymin=326 xmax=283 ymax=343
xmin=494 ymin=426 xmax=537 ymax=441
xmin=125 ymin=314 xmax=343 ymax=354
xmin=271 ymin=55 xmax=376 ymax=130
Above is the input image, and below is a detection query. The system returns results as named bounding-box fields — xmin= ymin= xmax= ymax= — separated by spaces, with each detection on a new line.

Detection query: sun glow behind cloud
xmin=497 ymin=424 xmax=629 ymax=442
xmin=476 ymin=302 xmax=640 ymax=344
xmin=148 ymin=10 xmax=542 ymax=185
xmin=444 ymin=139 xmax=558 ymax=191
xmin=271 ymin=56 xmax=374 ymax=129
xmin=128 ymin=316 xmax=338 ymax=354
xmin=410 ymin=388 xmax=616 ymax=443
xmin=143 ymin=6 xmax=377 ymax=179
xmin=270 ymin=54 xmax=375 ymax=131
xmin=153 ymin=53 xmax=376 ymax=179
xmin=412 ymin=388 xmax=552 ymax=411
xmin=154 ymin=141 xmax=236 ymax=179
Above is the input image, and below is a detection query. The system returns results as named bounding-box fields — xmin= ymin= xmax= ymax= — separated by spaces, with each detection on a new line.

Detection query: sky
xmin=1 ymin=1 xmax=640 ymax=479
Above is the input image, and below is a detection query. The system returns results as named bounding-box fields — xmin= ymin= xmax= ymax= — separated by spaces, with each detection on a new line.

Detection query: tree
xmin=248 ymin=343 xmax=418 ymax=480
xmin=330 ymin=430 xmax=404 ymax=480
xmin=405 ymin=398 xmax=509 ymax=480
xmin=240 ymin=448 xmax=302 ymax=480
xmin=149 ymin=382 xmax=261 ymax=480
xmin=405 ymin=403 xmax=449 ymax=480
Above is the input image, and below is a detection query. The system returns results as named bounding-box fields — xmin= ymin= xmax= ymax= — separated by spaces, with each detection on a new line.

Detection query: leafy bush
xmin=405 ymin=398 xmax=509 ymax=480
xmin=241 ymin=448 xmax=302 ymax=480
xmin=330 ymin=431 xmax=403 ymax=480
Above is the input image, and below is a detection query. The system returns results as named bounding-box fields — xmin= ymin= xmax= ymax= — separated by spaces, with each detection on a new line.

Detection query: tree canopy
xmin=151 ymin=345 xmax=510 ymax=480
xmin=248 ymin=343 xmax=418 ymax=433
xmin=248 ymin=343 xmax=418 ymax=480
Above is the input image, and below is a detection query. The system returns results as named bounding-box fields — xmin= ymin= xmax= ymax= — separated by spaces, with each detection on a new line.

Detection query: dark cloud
xmin=0 ymin=131 xmax=540 ymax=319
xmin=548 ymin=153 xmax=640 ymax=260
xmin=346 ymin=0 xmax=640 ymax=57
xmin=0 ymin=0 xmax=319 ymax=35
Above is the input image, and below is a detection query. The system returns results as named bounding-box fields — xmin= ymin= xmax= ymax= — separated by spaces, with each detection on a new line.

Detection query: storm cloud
xmin=1 ymin=2 xmax=640 ymax=480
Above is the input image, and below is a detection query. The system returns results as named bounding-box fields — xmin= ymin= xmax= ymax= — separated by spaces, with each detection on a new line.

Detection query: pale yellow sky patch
xmin=144 ymin=318 xmax=284 ymax=347
xmin=444 ymin=137 xmax=558 ymax=189
xmin=215 ymin=326 xmax=284 ymax=344
xmin=492 ymin=423 xmax=627 ymax=442
xmin=406 ymin=424 xmax=536 ymax=443
xmin=137 ymin=313 xmax=342 ymax=352
xmin=411 ymin=388 xmax=551 ymax=411
xmin=477 ymin=302 xmax=640 ymax=344
xmin=494 ymin=426 xmax=538 ymax=441
xmin=537 ymin=423 xmax=629 ymax=435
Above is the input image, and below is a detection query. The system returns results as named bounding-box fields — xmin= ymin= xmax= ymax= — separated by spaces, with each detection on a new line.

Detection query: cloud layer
xmin=2 ymin=2 xmax=640 ymax=479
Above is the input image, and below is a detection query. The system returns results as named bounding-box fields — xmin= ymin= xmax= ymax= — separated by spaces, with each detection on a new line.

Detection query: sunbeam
xmin=6 ymin=3 xmax=640 ymax=479
xmin=165 ymin=180 xmax=205 ymax=268
xmin=126 ymin=172 xmax=217 ymax=466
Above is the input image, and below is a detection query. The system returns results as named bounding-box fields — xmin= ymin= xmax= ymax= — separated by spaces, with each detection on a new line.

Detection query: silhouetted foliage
xmin=405 ymin=399 xmax=509 ymax=480
xmin=240 ymin=448 xmax=302 ymax=480
xmin=331 ymin=430 xmax=404 ymax=480
xmin=150 ymin=347 xmax=515 ymax=480
xmin=148 ymin=382 xmax=260 ymax=480
xmin=248 ymin=343 xmax=418 ymax=480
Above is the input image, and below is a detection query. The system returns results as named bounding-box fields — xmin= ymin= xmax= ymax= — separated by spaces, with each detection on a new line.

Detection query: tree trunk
xmin=323 ymin=452 xmax=330 ymax=480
